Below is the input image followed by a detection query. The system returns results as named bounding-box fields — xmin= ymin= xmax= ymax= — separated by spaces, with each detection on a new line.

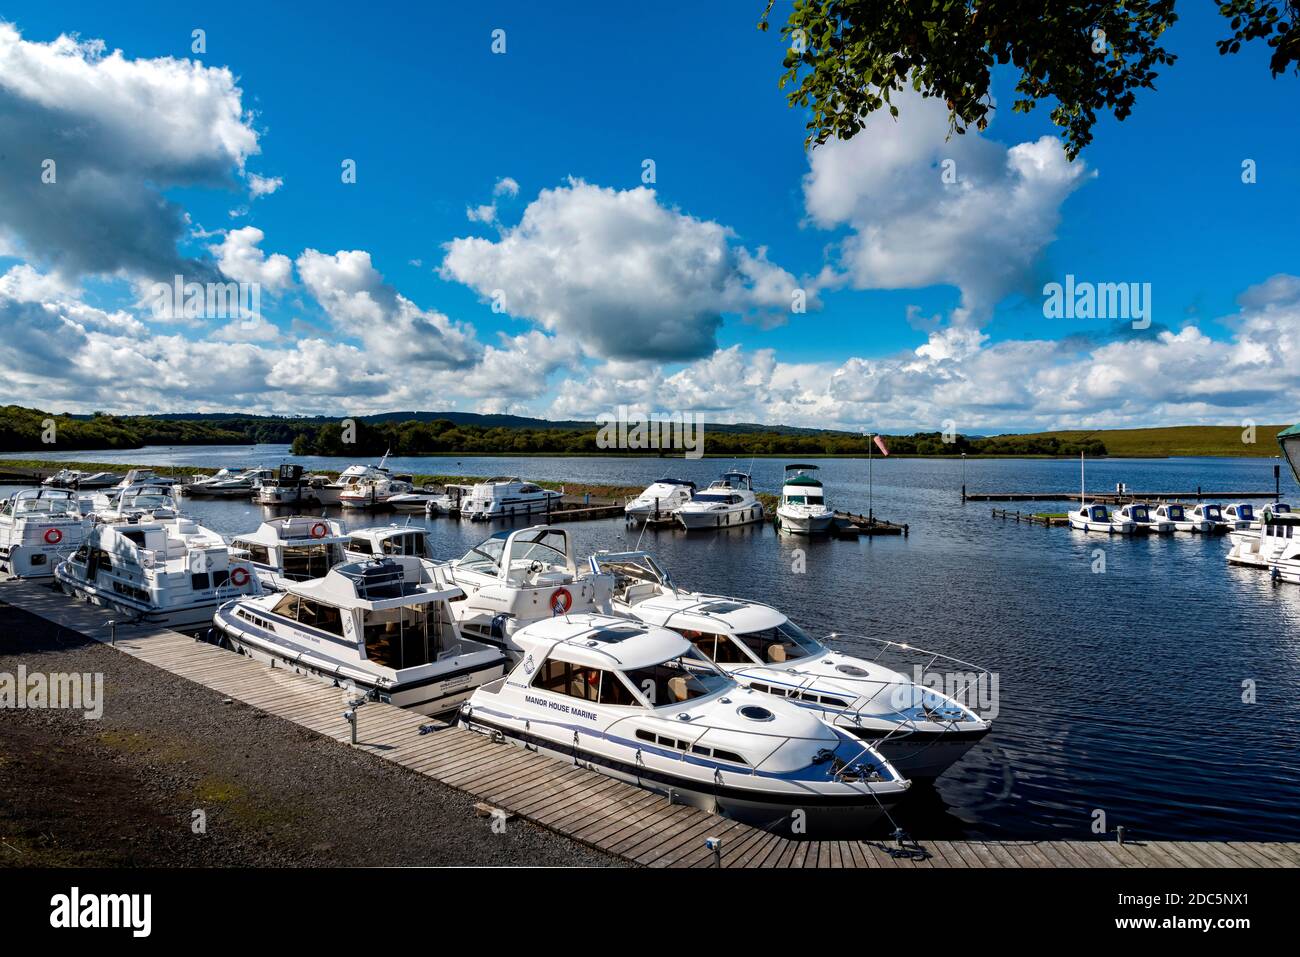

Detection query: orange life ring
xmin=43 ymin=527 xmax=63 ymax=545
xmin=229 ymin=566 xmax=251 ymax=587
xmin=310 ymin=522 xmax=328 ymax=539
xmin=550 ymin=587 xmax=573 ymax=615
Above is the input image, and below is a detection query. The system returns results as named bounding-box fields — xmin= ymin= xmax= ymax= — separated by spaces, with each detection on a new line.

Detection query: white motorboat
xmin=1222 ymin=503 xmax=1258 ymax=531
xmin=432 ymin=525 xmax=611 ymax=651
xmin=109 ymin=468 xmax=177 ymax=490
xmin=1187 ymin=503 xmax=1231 ymax=534
xmin=459 ymin=614 xmax=909 ymax=834
xmin=1113 ymin=502 xmax=1172 ymax=534
xmin=460 ymin=477 xmax=562 ymax=521
xmin=1227 ymin=511 xmax=1300 ymax=568
xmin=1068 ymin=502 xmax=1136 ymax=534
xmin=624 ymin=478 xmax=696 ymax=525
xmin=338 ymin=472 xmax=418 ymax=510
xmin=254 ymin=464 xmax=331 ymax=506
xmin=42 ymin=469 xmax=122 ymax=490
xmin=213 ymin=556 xmax=508 ymax=714
xmin=424 ymin=483 xmax=474 ymax=517
xmin=344 ymin=525 xmax=434 ymax=564
xmin=229 ymin=516 xmax=349 ymax=591
xmin=676 ymin=471 xmax=766 ymax=530
xmin=1152 ymin=502 xmax=1212 ymax=533
xmin=88 ymin=483 xmax=181 ymax=524
xmin=590 ymin=551 xmax=991 ymax=780
xmin=385 ymin=490 xmax=442 ymax=512
xmin=314 ymin=457 xmax=398 ymax=507
xmin=185 ymin=466 xmax=273 ymax=498
xmin=775 ymin=464 xmax=834 ymax=534
xmin=55 ymin=516 xmax=261 ymax=628
xmin=0 ymin=488 xmax=87 ymax=578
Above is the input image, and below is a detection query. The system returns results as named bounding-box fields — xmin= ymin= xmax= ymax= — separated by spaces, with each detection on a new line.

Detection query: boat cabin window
xmin=281 ymin=543 xmax=339 ymax=580
xmin=269 ymin=594 xmax=344 ymax=636
xmin=119 ymin=530 xmax=147 ymax=547
xmin=1090 ymin=506 xmax=1108 ymax=520
xmin=694 ymin=493 xmax=740 ymax=504
xmin=1168 ymin=506 xmax=1184 ymax=520
xmin=236 ymin=541 xmax=272 ymax=565
xmin=362 ymin=602 xmax=456 ymax=670
xmin=678 ymin=628 xmax=756 ymax=665
xmin=532 ymin=659 xmax=639 ymax=706
xmin=511 ymin=529 xmax=568 ymax=567
xmin=733 ymin=621 xmax=821 ymax=664
xmin=374 ymin=532 xmax=427 ymax=560
xmin=1238 ymin=505 xmax=1254 ymax=520
xmin=622 ymin=651 xmax=730 ymax=707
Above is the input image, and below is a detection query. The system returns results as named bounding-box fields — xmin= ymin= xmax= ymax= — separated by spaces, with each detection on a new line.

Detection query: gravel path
xmin=0 ymin=603 xmax=619 ymax=867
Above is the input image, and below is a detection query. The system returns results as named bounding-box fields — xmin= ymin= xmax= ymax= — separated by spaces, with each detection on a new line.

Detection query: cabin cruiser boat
xmin=1068 ymin=502 xmax=1136 ymax=534
xmin=344 ymin=525 xmax=434 ymax=564
xmin=42 ymin=469 xmax=122 ymax=490
xmin=384 ymin=489 xmax=443 ymax=512
xmin=338 ymin=472 xmax=419 ymax=510
xmin=677 ymin=471 xmax=765 ymax=530
xmin=424 ymin=484 xmax=474 ymax=517
xmin=55 ymin=516 xmax=261 ymax=628
xmin=1113 ymin=502 xmax=1172 ymax=534
xmin=590 ymin=551 xmax=990 ymax=780
xmin=254 ymin=464 xmax=331 ymax=506
xmin=1187 ymin=503 xmax=1231 ymax=534
xmin=0 ymin=488 xmax=87 ymax=578
xmin=1152 ymin=502 xmax=1212 ymax=533
xmin=460 ymin=477 xmax=562 ymax=521
xmin=109 ymin=468 xmax=177 ymax=490
xmin=431 ymin=525 xmax=611 ymax=651
xmin=624 ymin=478 xmax=696 ymax=525
xmin=775 ymin=464 xmax=834 ymax=534
xmin=214 ymin=556 xmax=508 ymax=714
xmin=185 ymin=466 xmax=273 ymax=498
xmin=1227 ymin=511 xmax=1300 ymax=568
xmin=229 ymin=516 xmax=348 ymax=591
xmin=458 ymin=614 xmax=909 ymax=834
xmin=87 ymin=483 xmax=181 ymax=524
xmin=314 ymin=457 xmax=399 ymax=507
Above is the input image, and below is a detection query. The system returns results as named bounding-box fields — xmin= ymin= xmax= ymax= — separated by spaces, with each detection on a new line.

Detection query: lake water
xmin=7 ymin=445 xmax=1300 ymax=842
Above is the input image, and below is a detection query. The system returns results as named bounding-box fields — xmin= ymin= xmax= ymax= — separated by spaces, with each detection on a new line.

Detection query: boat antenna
xmin=1080 ymin=450 xmax=1085 ymax=509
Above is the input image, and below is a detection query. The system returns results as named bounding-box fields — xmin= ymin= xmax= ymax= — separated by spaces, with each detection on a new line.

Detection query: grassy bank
xmin=1011 ymin=425 xmax=1287 ymax=458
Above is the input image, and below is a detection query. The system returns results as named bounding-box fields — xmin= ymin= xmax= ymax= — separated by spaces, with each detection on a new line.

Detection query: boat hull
xmin=678 ymin=505 xmax=766 ymax=530
xmin=55 ymin=572 xmax=223 ymax=630
xmin=776 ymin=510 xmax=834 ymax=534
xmin=459 ymin=711 xmax=902 ymax=836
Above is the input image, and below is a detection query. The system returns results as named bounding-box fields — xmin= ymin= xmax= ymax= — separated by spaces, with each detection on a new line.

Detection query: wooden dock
xmin=992 ymin=508 xmax=1069 ymax=527
xmin=2 ymin=577 xmax=1295 ymax=869
xmin=830 ymin=512 xmax=909 ymax=537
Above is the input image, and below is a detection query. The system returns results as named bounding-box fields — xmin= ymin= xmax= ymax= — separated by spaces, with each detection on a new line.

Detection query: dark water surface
xmin=8 ymin=447 xmax=1300 ymax=841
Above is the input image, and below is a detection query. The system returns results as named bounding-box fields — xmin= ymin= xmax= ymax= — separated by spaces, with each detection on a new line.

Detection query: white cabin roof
xmin=635 ymin=593 xmax=786 ymax=633
xmin=233 ymin=516 xmax=347 ymax=546
xmin=513 ymin=613 xmax=695 ymax=671
xmin=289 ymin=556 xmax=457 ymax=610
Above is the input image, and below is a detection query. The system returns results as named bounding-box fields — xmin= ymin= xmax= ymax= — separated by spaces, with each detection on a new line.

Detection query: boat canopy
xmin=783 ymin=464 xmax=820 ymax=471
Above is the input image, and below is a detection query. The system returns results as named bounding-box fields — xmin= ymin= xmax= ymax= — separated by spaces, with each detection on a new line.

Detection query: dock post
xmin=704 ymin=836 xmax=722 ymax=868
xmin=108 ymin=619 xmax=117 ymax=646
xmin=961 ymin=484 xmax=966 ymax=503
xmin=1115 ymin=825 xmax=1127 ymax=846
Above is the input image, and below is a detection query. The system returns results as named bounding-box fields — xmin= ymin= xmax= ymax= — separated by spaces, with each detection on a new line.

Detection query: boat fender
xmin=44 ymin=527 xmax=63 ymax=544
xmin=229 ymin=566 xmax=251 ymax=587
xmin=310 ymin=521 xmax=329 ymax=539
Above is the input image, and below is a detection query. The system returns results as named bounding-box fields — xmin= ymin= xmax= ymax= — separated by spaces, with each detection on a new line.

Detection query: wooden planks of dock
xmin=1 ymin=577 xmax=1295 ymax=870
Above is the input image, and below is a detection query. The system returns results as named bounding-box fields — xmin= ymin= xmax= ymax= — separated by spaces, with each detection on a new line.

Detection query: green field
xmin=1006 ymin=425 xmax=1289 ymax=458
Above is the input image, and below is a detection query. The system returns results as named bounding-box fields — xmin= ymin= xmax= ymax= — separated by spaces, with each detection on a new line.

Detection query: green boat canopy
xmin=1278 ymin=424 xmax=1300 ymax=486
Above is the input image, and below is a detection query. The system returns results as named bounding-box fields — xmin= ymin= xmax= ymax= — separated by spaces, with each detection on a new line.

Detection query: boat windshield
xmin=458 ymin=536 xmax=506 ymax=574
xmin=733 ymin=620 xmax=823 ymax=664
xmin=694 ymin=493 xmax=739 ymax=504
xmin=1168 ymin=506 xmax=1185 ymax=519
xmin=784 ymin=494 xmax=824 ymax=505
xmin=623 ymin=648 xmax=732 ymax=707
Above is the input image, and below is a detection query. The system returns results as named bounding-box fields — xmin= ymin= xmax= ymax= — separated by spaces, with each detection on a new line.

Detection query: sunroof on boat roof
xmin=587 ymin=625 xmax=643 ymax=643
xmin=698 ymin=601 xmax=747 ymax=614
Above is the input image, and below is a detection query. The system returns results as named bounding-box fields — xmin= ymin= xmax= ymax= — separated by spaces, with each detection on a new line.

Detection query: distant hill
xmin=1001 ymin=425 xmax=1289 ymax=458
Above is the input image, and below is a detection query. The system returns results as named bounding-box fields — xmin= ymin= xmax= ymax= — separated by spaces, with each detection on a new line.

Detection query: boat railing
xmin=799 ymin=633 xmax=994 ymax=780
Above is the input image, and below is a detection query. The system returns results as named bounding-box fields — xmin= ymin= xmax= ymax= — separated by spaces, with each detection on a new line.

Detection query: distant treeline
xmin=288 ymin=420 xmax=1108 ymax=457
xmin=0 ymin=405 xmax=1108 ymax=457
xmin=0 ymin=405 xmax=309 ymax=452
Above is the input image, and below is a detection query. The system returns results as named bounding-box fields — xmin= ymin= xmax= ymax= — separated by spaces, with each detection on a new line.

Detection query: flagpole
xmin=867 ymin=431 xmax=874 ymax=524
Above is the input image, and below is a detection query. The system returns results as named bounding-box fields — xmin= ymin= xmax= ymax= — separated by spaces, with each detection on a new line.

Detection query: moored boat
xmin=624 ymin=478 xmax=696 ymax=525
xmin=775 ymin=464 xmax=834 ymax=534
xmin=214 ymin=556 xmax=508 ymax=714
xmin=676 ymin=471 xmax=765 ymax=530
xmin=229 ymin=516 xmax=349 ymax=591
xmin=458 ymin=613 xmax=910 ymax=835
xmin=0 ymin=488 xmax=87 ymax=578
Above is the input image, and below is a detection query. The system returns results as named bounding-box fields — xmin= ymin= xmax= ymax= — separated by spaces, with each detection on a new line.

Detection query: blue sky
xmin=0 ymin=2 xmax=1296 ymax=430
